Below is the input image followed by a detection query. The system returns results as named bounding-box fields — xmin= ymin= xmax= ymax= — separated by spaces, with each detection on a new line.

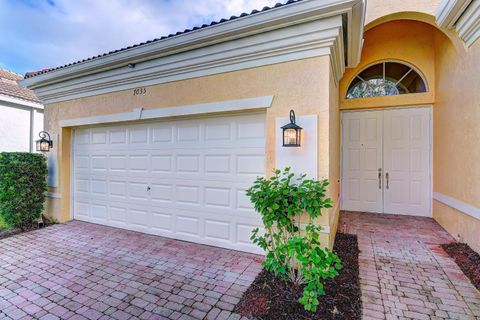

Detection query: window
xmin=346 ymin=61 xmax=427 ymax=99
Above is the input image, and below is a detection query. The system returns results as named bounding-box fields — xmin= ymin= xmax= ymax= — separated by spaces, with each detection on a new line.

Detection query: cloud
xmin=0 ymin=0 xmax=281 ymax=74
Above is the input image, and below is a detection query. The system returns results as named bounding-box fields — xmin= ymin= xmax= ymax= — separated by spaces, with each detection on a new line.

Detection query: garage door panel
xmin=129 ymin=155 xmax=149 ymax=172
xmin=237 ymin=124 xmax=265 ymax=141
xmin=91 ymin=129 xmax=108 ymax=145
xmin=176 ymin=215 xmax=200 ymax=236
xmin=74 ymin=201 xmax=90 ymax=218
xmin=204 ymin=187 xmax=232 ymax=208
xmin=151 ymin=209 xmax=174 ymax=232
xmin=76 ymin=184 xmax=255 ymax=210
xmin=176 ymin=154 xmax=201 ymax=173
xmin=129 ymin=126 xmax=149 ymax=144
xmin=109 ymin=206 xmax=128 ymax=224
xmin=151 ymin=126 xmax=173 ymax=143
xmin=205 ymin=122 xmax=231 ymax=142
xmin=73 ymin=113 xmax=265 ymax=253
xmin=109 ymin=128 xmax=128 ymax=144
xmin=151 ymin=155 xmax=173 ymax=173
xmin=75 ymin=130 xmax=90 ymax=145
xmin=91 ymin=204 xmax=108 ymax=220
xmin=91 ymin=179 xmax=107 ymax=195
xmin=150 ymin=183 xmax=173 ymax=203
xmin=237 ymin=155 xmax=265 ymax=175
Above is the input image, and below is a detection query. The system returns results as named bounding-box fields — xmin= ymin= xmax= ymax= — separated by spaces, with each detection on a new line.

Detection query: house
xmin=21 ymin=0 xmax=480 ymax=254
xmin=0 ymin=68 xmax=43 ymax=152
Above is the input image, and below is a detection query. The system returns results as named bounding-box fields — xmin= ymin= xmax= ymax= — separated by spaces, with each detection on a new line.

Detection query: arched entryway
xmin=338 ymin=17 xmax=453 ymax=217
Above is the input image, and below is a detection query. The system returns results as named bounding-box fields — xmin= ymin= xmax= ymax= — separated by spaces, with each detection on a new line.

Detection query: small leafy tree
xmin=0 ymin=152 xmax=48 ymax=229
xmin=246 ymin=167 xmax=342 ymax=312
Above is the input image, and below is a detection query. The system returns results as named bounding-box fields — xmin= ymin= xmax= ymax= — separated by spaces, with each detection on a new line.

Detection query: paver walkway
xmin=340 ymin=211 xmax=480 ymax=320
xmin=0 ymin=221 xmax=263 ymax=320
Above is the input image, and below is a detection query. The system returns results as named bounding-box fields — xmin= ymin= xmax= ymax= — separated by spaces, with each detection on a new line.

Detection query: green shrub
xmin=246 ymin=167 xmax=342 ymax=312
xmin=0 ymin=152 xmax=47 ymax=229
xmin=0 ymin=214 xmax=9 ymax=230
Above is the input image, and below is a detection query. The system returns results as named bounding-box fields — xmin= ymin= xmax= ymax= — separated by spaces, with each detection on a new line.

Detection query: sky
xmin=0 ymin=0 xmax=281 ymax=75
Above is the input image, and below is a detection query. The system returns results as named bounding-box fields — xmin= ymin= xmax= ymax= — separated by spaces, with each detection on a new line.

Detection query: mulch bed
xmin=441 ymin=242 xmax=480 ymax=291
xmin=0 ymin=217 xmax=54 ymax=240
xmin=234 ymin=233 xmax=361 ymax=320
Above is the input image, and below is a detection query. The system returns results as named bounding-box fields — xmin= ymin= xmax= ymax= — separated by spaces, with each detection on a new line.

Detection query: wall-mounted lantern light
xmin=36 ymin=131 xmax=53 ymax=152
xmin=281 ymin=110 xmax=302 ymax=147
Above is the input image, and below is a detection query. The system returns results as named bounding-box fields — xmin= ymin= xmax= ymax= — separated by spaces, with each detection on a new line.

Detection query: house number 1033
xmin=133 ymin=87 xmax=146 ymax=96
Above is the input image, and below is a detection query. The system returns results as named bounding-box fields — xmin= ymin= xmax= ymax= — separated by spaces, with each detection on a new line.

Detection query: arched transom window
xmin=346 ymin=61 xmax=427 ymax=99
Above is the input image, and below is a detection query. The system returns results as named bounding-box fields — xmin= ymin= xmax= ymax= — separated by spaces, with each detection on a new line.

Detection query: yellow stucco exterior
xmin=37 ymin=0 xmax=479 ymax=253
xmin=433 ymin=31 xmax=480 ymax=253
xmin=339 ymin=20 xmax=436 ymax=110
xmin=339 ymin=13 xmax=479 ymax=252
xmin=45 ymin=56 xmax=337 ymax=246
xmin=365 ymin=0 xmax=440 ymax=25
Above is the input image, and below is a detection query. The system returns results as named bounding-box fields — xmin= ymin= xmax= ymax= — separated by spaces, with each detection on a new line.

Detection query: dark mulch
xmin=0 ymin=217 xmax=55 ymax=240
xmin=441 ymin=242 xmax=480 ymax=291
xmin=234 ymin=233 xmax=361 ymax=320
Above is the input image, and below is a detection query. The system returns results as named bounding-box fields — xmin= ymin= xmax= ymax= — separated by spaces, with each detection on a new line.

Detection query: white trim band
xmin=433 ymin=192 xmax=480 ymax=220
xmin=60 ymin=96 xmax=273 ymax=127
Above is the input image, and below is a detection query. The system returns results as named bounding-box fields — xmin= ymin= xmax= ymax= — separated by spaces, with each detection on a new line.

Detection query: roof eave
xmin=21 ymin=0 xmax=364 ymax=90
xmin=0 ymin=94 xmax=44 ymax=109
xmin=436 ymin=0 xmax=472 ymax=29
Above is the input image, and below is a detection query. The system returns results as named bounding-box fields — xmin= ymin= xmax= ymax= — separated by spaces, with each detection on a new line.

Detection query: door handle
xmin=378 ymin=168 xmax=382 ymax=189
xmin=385 ymin=172 xmax=389 ymax=190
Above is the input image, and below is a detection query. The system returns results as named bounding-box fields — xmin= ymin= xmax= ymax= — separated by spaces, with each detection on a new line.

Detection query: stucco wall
xmin=365 ymin=0 xmax=440 ymax=25
xmin=433 ymin=32 xmax=480 ymax=253
xmin=0 ymin=103 xmax=34 ymax=152
xmin=44 ymin=56 xmax=336 ymax=246
xmin=339 ymin=20 xmax=437 ymax=110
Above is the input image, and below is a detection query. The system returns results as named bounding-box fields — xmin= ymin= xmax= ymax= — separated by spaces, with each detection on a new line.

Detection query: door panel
xmin=383 ymin=108 xmax=431 ymax=216
xmin=341 ymin=111 xmax=383 ymax=213
xmin=341 ymin=107 xmax=431 ymax=216
xmin=72 ymin=113 xmax=266 ymax=254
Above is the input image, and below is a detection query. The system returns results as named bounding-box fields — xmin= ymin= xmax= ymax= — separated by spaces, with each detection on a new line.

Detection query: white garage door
xmin=72 ymin=113 xmax=265 ymax=253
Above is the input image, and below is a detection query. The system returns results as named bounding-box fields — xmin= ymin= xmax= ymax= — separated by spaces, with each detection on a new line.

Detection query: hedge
xmin=0 ymin=152 xmax=47 ymax=229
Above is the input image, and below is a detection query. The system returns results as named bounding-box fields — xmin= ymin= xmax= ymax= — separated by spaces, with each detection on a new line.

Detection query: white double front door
xmin=341 ymin=107 xmax=431 ymax=216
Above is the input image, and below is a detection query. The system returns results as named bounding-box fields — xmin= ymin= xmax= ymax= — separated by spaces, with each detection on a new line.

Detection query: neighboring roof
xmin=0 ymin=68 xmax=42 ymax=104
xmin=24 ymin=0 xmax=300 ymax=79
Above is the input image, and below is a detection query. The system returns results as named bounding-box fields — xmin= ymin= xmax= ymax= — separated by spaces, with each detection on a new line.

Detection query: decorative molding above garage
xmin=59 ymin=96 xmax=273 ymax=127
xmin=21 ymin=0 xmax=365 ymax=104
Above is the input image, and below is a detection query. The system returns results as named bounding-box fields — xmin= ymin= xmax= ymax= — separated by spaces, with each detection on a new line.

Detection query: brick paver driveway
xmin=341 ymin=211 xmax=480 ymax=320
xmin=0 ymin=221 xmax=263 ymax=320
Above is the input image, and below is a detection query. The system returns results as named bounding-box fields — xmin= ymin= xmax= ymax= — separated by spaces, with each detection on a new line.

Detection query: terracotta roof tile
xmin=0 ymin=68 xmax=41 ymax=103
xmin=24 ymin=0 xmax=300 ymax=79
